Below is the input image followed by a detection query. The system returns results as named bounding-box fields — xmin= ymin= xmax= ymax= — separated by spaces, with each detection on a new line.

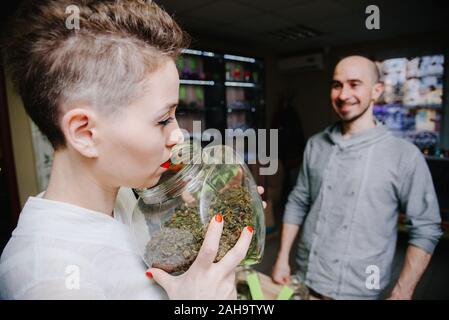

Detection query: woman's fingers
xmin=218 ymin=226 xmax=253 ymax=272
xmin=257 ymin=186 xmax=266 ymax=208
xmin=191 ymin=213 xmax=224 ymax=268
xmin=146 ymin=268 xmax=173 ymax=292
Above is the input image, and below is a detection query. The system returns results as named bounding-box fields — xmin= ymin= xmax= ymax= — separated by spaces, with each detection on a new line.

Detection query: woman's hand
xmin=146 ymin=213 xmax=254 ymax=299
xmin=145 ymin=185 xmax=266 ymax=299
xmin=257 ymin=186 xmax=267 ymax=209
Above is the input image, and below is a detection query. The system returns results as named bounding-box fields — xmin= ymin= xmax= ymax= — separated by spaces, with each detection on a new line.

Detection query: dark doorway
xmin=0 ymin=66 xmax=20 ymax=254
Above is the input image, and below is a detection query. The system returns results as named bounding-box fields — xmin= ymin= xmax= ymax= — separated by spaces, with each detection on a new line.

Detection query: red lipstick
xmin=160 ymin=159 xmax=171 ymax=169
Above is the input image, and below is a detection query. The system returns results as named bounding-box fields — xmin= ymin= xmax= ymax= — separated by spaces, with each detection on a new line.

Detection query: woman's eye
xmin=158 ymin=117 xmax=174 ymax=126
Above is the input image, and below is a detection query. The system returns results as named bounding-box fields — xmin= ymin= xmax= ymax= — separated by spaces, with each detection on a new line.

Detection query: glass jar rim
xmin=134 ymin=141 xmax=203 ymax=204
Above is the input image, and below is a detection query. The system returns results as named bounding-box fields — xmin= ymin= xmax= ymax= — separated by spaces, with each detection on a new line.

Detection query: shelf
xmin=227 ymin=107 xmax=256 ymax=112
xmin=224 ymin=54 xmax=256 ymax=63
xmin=225 ymin=81 xmax=260 ymax=88
xmin=180 ymin=79 xmax=215 ymax=86
xmin=403 ymin=104 xmax=443 ymax=110
xmin=424 ymin=155 xmax=449 ymax=162
xmin=181 ymin=48 xmax=216 ymax=58
xmin=177 ymin=108 xmax=205 ymax=114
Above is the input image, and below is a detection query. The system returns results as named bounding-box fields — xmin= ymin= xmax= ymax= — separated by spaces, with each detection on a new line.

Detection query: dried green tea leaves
xmin=144 ymin=228 xmax=197 ymax=273
xmin=144 ymin=186 xmax=257 ymax=274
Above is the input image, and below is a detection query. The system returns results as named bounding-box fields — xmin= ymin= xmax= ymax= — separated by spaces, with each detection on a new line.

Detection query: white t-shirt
xmin=0 ymin=188 xmax=167 ymax=300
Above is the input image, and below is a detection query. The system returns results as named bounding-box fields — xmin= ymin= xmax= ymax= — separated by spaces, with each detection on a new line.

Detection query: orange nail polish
xmin=146 ymin=271 xmax=153 ymax=279
xmin=215 ymin=213 xmax=223 ymax=223
xmin=247 ymin=226 xmax=253 ymax=233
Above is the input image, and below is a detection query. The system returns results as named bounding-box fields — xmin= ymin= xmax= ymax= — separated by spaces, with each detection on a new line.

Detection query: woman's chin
xmin=145 ymin=174 xmax=163 ymax=189
xmin=128 ymin=169 xmax=166 ymax=190
xmin=130 ymin=177 xmax=159 ymax=190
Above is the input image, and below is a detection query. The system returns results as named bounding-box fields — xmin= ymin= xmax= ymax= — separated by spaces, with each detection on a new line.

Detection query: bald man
xmin=271 ymin=55 xmax=442 ymax=299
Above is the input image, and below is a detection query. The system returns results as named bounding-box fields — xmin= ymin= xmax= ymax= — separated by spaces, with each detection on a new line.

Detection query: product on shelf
xmin=374 ymin=54 xmax=444 ymax=151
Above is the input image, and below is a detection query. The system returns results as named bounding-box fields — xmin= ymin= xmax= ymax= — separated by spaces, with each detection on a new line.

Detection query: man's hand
xmin=271 ymin=223 xmax=300 ymax=285
xmin=386 ymin=245 xmax=432 ymax=300
xmin=257 ymin=186 xmax=267 ymax=209
xmin=272 ymin=255 xmax=291 ymax=285
xmin=387 ymin=282 xmax=413 ymax=300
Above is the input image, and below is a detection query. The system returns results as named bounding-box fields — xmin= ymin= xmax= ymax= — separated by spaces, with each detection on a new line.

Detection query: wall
xmin=4 ymin=70 xmax=39 ymax=207
xmin=269 ymin=31 xmax=449 ymax=143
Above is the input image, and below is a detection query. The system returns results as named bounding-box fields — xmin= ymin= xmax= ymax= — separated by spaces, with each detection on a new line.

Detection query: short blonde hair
xmin=3 ymin=0 xmax=190 ymax=148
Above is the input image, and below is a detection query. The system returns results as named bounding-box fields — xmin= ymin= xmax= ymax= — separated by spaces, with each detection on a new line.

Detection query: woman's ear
xmin=61 ymin=108 xmax=99 ymax=158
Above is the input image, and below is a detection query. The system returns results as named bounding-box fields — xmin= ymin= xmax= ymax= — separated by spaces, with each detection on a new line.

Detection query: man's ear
xmin=61 ymin=108 xmax=99 ymax=158
xmin=371 ymin=82 xmax=384 ymax=102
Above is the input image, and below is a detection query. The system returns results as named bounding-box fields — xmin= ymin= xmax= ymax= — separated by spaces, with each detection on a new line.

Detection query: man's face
xmin=94 ymin=59 xmax=183 ymax=189
xmin=330 ymin=58 xmax=381 ymax=123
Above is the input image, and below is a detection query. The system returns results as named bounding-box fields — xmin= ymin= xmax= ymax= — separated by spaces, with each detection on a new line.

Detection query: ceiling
xmin=154 ymin=0 xmax=449 ymax=54
xmin=1 ymin=0 xmax=448 ymax=55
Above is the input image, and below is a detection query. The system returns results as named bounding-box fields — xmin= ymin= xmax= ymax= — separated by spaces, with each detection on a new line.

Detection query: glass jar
xmin=289 ymin=274 xmax=310 ymax=300
xmin=131 ymin=141 xmax=265 ymax=274
xmin=235 ymin=265 xmax=255 ymax=300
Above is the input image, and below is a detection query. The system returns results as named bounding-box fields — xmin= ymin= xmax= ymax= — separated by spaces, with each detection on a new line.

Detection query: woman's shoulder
xmin=0 ymin=234 xmax=102 ymax=299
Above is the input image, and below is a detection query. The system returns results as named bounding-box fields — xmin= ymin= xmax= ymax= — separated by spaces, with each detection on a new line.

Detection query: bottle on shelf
xmin=226 ymin=64 xmax=232 ymax=81
xmin=234 ymin=64 xmax=242 ymax=82
xmin=244 ymin=70 xmax=251 ymax=82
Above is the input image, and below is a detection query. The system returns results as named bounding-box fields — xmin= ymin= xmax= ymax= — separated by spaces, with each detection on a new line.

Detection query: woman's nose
xmin=167 ymin=127 xmax=184 ymax=147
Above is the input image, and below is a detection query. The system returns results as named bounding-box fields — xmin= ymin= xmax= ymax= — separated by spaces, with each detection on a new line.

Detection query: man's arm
xmin=278 ymin=223 xmax=299 ymax=261
xmin=278 ymin=223 xmax=300 ymax=260
xmin=388 ymin=245 xmax=431 ymax=299
xmin=272 ymin=223 xmax=300 ymax=284
xmin=272 ymin=141 xmax=312 ymax=284
xmin=393 ymin=150 xmax=443 ymax=299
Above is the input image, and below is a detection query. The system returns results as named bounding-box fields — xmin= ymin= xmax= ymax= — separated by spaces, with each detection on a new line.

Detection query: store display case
xmin=176 ymin=49 xmax=265 ymax=185
xmin=374 ymin=54 xmax=449 ymax=234
xmin=374 ymin=55 xmax=445 ymax=156
xmin=176 ymin=50 xmax=225 ymax=140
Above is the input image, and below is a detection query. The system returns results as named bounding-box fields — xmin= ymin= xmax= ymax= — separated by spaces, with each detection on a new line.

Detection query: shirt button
xmin=343 ymin=225 xmax=348 ymax=230
xmin=327 ymin=185 xmax=332 ymax=191
xmin=350 ymin=191 xmax=355 ymax=196
xmin=333 ymin=259 xmax=340 ymax=264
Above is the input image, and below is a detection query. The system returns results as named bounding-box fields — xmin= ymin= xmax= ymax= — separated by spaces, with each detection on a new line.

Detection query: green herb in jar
xmin=144 ymin=185 xmax=258 ymax=273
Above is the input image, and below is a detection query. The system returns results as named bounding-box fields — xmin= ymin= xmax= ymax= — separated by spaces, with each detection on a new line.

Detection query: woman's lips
xmin=160 ymin=158 xmax=184 ymax=172
xmin=160 ymin=152 xmax=174 ymax=169
xmin=160 ymin=159 xmax=171 ymax=169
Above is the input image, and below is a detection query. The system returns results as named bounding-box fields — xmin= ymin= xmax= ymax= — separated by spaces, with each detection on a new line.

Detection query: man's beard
xmin=339 ymin=100 xmax=371 ymax=123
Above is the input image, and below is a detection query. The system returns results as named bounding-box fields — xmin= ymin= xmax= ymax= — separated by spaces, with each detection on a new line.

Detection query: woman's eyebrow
xmin=156 ymin=103 xmax=178 ymax=118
